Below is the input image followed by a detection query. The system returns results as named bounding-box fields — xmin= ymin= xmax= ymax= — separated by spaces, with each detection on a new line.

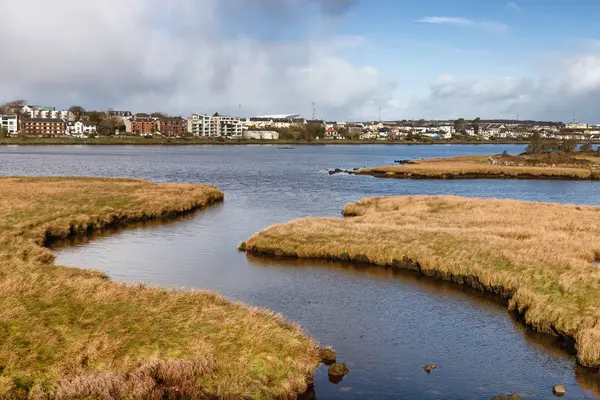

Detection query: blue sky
xmin=3 ymin=0 xmax=600 ymax=122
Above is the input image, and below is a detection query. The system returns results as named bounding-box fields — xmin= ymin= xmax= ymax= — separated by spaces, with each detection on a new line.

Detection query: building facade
xmin=67 ymin=121 xmax=97 ymax=136
xmin=0 ymin=115 xmax=18 ymax=135
xmin=126 ymin=116 xmax=158 ymax=135
xmin=158 ymin=117 xmax=187 ymax=137
xmin=22 ymin=118 xmax=66 ymax=137
xmin=22 ymin=106 xmax=68 ymax=120
xmin=188 ymin=114 xmax=243 ymax=137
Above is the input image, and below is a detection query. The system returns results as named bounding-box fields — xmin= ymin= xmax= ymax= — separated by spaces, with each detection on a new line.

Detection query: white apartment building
xmin=67 ymin=121 xmax=97 ymax=137
xmin=22 ymin=106 xmax=68 ymax=120
xmin=188 ymin=114 xmax=243 ymax=137
xmin=0 ymin=115 xmax=18 ymax=135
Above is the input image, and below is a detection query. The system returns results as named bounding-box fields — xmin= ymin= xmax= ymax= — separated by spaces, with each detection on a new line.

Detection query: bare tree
xmin=68 ymin=106 xmax=86 ymax=122
xmin=0 ymin=100 xmax=27 ymax=115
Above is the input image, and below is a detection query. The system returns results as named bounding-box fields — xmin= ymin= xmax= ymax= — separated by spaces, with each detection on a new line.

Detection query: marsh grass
xmin=0 ymin=177 xmax=318 ymax=399
xmin=243 ymin=195 xmax=600 ymax=368
xmin=358 ymin=155 xmax=598 ymax=180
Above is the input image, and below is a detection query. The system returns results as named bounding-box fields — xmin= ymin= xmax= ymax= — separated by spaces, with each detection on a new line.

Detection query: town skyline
xmin=2 ymin=1 xmax=600 ymax=122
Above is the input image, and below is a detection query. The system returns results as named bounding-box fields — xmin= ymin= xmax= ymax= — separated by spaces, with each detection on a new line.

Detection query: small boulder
xmin=328 ymin=363 xmax=349 ymax=378
xmin=422 ymin=364 xmax=437 ymax=373
xmin=319 ymin=347 xmax=337 ymax=365
xmin=552 ymin=385 xmax=566 ymax=397
xmin=237 ymin=242 xmax=247 ymax=252
xmin=489 ymin=395 xmax=524 ymax=400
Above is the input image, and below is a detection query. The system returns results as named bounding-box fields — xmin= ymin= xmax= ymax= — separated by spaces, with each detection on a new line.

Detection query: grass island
xmin=0 ymin=177 xmax=318 ymax=399
xmin=356 ymin=152 xmax=600 ymax=180
xmin=241 ymin=195 xmax=600 ymax=368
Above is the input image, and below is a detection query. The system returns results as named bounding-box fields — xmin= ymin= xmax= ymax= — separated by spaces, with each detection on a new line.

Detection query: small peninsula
xmin=0 ymin=177 xmax=318 ymax=399
xmin=241 ymin=195 xmax=600 ymax=368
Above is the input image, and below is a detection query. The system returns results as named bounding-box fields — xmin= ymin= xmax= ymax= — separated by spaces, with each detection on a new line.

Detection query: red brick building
xmin=158 ymin=117 xmax=187 ymax=137
xmin=22 ymin=118 xmax=66 ymax=137
xmin=128 ymin=116 xmax=157 ymax=135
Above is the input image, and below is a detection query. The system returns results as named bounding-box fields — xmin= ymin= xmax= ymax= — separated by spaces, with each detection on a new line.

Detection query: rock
xmin=328 ymin=363 xmax=349 ymax=378
xmin=339 ymin=253 xmax=351 ymax=261
xmin=319 ymin=347 xmax=336 ymax=365
xmin=237 ymin=241 xmax=247 ymax=252
xmin=422 ymin=364 xmax=437 ymax=373
xmin=489 ymin=395 xmax=524 ymax=400
xmin=352 ymin=254 xmax=371 ymax=264
xmin=552 ymin=385 xmax=566 ymax=397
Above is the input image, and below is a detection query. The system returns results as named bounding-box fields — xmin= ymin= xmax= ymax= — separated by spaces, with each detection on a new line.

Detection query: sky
xmin=1 ymin=0 xmax=600 ymax=122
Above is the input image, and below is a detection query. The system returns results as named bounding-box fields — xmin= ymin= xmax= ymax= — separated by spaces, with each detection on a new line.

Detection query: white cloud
xmin=505 ymin=2 xmax=521 ymax=12
xmin=416 ymin=16 xmax=508 ymax=34
xmin=405 ymin=52 xmax=600 ymax=122
xmin=0 ymin=0 xmax=390 ymax=120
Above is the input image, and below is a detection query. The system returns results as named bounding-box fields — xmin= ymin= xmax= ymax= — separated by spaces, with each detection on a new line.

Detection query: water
xmin=2 ymin=144 xmax=600 ymax=399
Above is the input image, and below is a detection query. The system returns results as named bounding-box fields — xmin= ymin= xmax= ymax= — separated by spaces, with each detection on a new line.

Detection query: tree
xmin=151 ymin=112 xmax=168 ymax=118
xmin=453 ymin=118 xmax=465 ymax=133
xmin=561 ymin=138 xmax=577 ymax=153
xmin=580 ymin=142 xmax=593 ymax=152
xmin=526 ymin=131 xmax=544 ymax=154
xmin=0 ymin=127 xmax=7 ymax=138
xmin=213 ymin=112 xmax=220 ymax=117
xmin=68 ymin=106 xmax=86 ymax=122
xmin=0 ymin=100 xmax=26 ymax=116
xmin=98 ymin=116 xmax=125 ymax=136
xmin=85 ymin=110 xmax=107 ymax=125
xmin=472 ymin=117 xmax=481 ymax=136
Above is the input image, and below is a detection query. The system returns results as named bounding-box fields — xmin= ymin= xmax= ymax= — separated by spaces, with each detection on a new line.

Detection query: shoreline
xmin=0 ymin=138 xmax=531 ymax=146
xmin=0 ymin=177 xmax=319 ymax=399
xmin=240 ymin=195 xmax=600 ymax=369
xmin=355 ymin=154 xmax=600 ymax=181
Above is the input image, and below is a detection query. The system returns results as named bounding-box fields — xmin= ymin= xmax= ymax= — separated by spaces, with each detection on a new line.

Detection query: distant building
xmin=243 ymin=130 xmax=280 ymax=140
xmin=126 ymin=116 xmax=157 ymax=135
xmin=67 ymin=121 xmax=97 ymax=136
xmin=158 ymin=117 xmax=187 ymax=137
xmin=565 ymin=123 xmax=588 ymax=130
xmin=0 ymin=115 xmax=18 ymax=135
xmin=108 ymin=110 xmax=133 ymax=117
xmin=22 ymin=118 xmax=66 ymax=137
xmin=22 ymin=105 xmax=68 ymax=120
xmin=188 ymin=114 xmax=243 ymax=137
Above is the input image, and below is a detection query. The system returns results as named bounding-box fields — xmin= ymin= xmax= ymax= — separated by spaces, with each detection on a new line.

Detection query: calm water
xmin=2 ymin=144 xmax=600 ymax=399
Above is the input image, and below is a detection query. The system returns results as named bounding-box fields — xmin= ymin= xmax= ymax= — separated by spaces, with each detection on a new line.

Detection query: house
xmin=158 ymin=117 xmax=186 ymax=137
xmin=127 ymin=115 xmax=158 ymax=135
xmin=242 ymin=130 xmax=280 ymax=140
xmin=67 ymin=121 xmax=97 ymax=137
xmin=0 ymin=115 xmax=19 ymax=135
xmin=188 ymin=114 xmax=243 ymax=137
xmin=22 ymin=118 xmax=66 ymax=137
xmin=324 ymin=127 xmax=345 ymax=140
xmin=22 ymin=106 xmax=68 ymax=120
xmin=108 ymin=110 xmax=133 ymax=117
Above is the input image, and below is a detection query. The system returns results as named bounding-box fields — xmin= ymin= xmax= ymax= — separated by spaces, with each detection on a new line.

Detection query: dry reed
xmin=0 ymin=177 xmax=318 ymax=399
xmin=357 ymin=155 xmax=600 ymax=180
xmin=243 ymin=195 xmax=600 ymax=367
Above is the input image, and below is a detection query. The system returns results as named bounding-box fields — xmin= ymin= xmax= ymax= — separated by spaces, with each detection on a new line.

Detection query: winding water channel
xmin=3 ymin=144 xmax=600 ymax=399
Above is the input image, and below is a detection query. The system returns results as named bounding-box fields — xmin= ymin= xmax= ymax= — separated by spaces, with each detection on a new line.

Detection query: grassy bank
xmin=241 ymin=195 xmax=600 ymax=368
xmin=0 ymin=137 xmax=529 ymax=146
xmin=357 ymin=154 xmax=600 ymax=180
xmin=0 ymin=177 xmax=318 ymax=399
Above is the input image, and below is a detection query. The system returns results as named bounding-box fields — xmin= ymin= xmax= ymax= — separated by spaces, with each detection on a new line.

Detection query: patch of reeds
xmin=357 ymin=155 xmax=596 ymax=180
xmin=243 ymin=195 xmax=600 ymax=367
xmin=0 ymin=177 xmax=318 ymax=399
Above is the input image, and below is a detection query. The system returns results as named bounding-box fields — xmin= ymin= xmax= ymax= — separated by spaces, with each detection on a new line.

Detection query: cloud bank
xmin=0 ymin=0 xmax=385 ymax=120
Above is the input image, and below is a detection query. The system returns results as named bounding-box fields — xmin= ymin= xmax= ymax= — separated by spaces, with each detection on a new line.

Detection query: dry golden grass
xmin=0 ymin=177 xmax=318 ymax=399
xmin=243 ymin=195 xmax=600 ymax=368
xmin=358 ymin=155 xmax=599 ymax=180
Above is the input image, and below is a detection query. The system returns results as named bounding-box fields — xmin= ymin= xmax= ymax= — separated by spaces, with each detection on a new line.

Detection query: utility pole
xmin=378 ymin=106 xmax=382 ymax=122
xmin=312 ymin=102 xmax=316 ymax=121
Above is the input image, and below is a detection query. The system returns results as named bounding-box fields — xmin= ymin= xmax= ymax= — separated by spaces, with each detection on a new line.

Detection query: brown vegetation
xmin=357 ymin=154 xmax=600 ymax=180
xmin=242 ymin=195 xmax=600 ymax=368
xmin=0 ymin=177 xmax=318 ymax=399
